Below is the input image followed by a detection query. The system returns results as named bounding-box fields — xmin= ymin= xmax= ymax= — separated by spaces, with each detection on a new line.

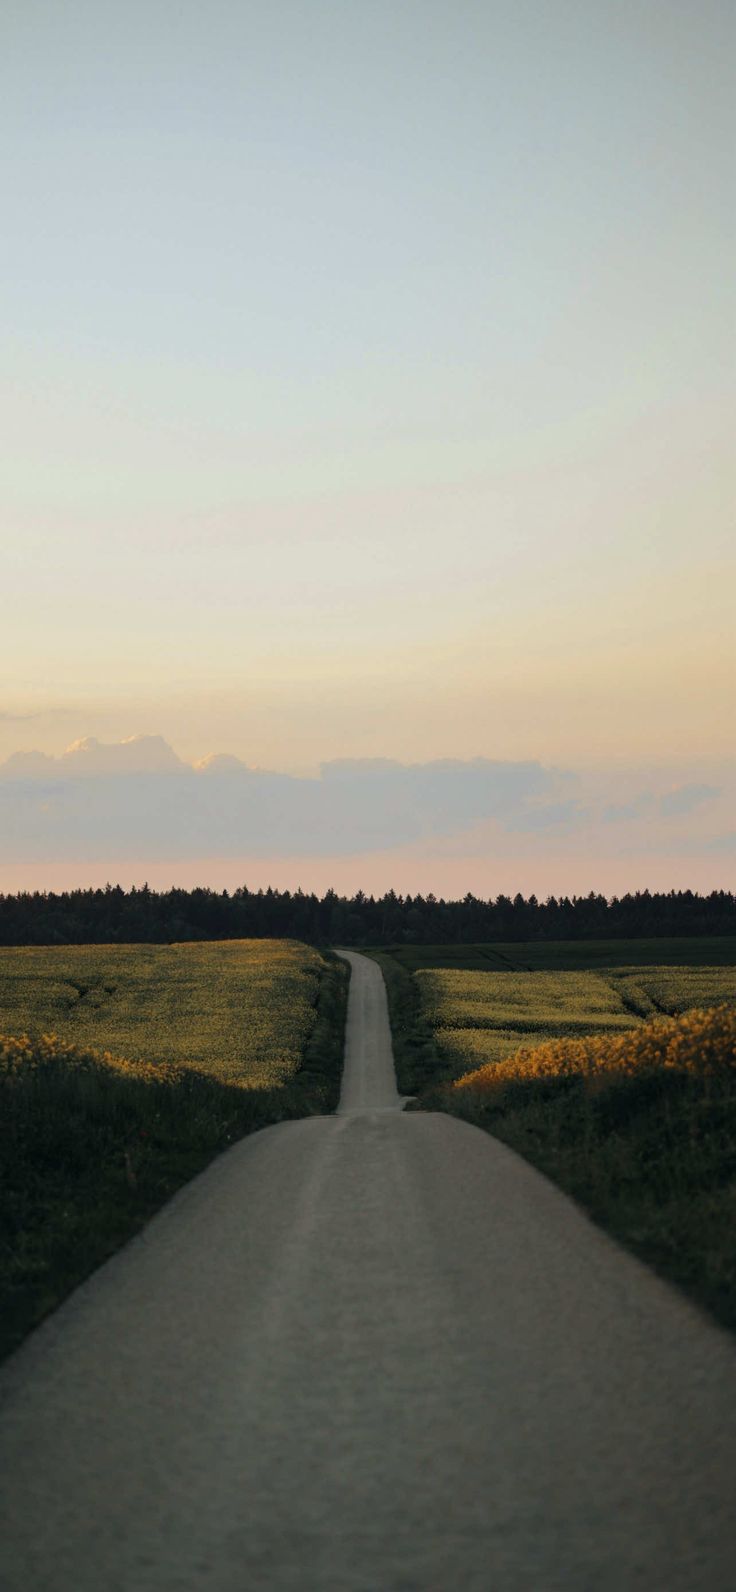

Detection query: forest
xmin=0 ymin=883 xmax=733 ymax=946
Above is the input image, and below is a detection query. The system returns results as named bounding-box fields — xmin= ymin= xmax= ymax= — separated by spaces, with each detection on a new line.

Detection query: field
xmin=374 ymin=939 xmax=735 ymax=1082
xmin=381 ymin=935 xmax=736 ymax=973
xmin=0 ymin=940 xmax=349 ymax=1357
xmin=453 ymin=1003 xmax=736 ymax=1096
xmin=0 ymin=939 xmax=326 ymax=1088
xmin=416 ymin=964 xmax=735 ymax=1078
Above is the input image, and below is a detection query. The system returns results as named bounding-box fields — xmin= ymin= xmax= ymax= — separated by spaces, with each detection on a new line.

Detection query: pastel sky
xmin=2 ymin=1 xmax=734 ymax=894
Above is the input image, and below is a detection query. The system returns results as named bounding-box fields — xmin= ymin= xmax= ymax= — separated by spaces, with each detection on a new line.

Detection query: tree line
xmin=0 ymin=883 xmax=733 ymax=946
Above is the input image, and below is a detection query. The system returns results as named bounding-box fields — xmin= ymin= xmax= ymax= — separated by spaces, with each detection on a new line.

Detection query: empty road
xmin=1 ymin=950 xmax=736 ymax=1590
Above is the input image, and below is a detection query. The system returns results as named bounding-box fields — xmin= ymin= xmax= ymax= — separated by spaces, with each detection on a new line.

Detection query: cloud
xmin=602 ymin=786 xmax=721 ymax=825
xmin=0 ymin=736 xmax=731 ymax=871
xmin=602 ymin=796 xmax=654 ymax=824
xmin=59 ymin=735 xmax=185 ymax=776
xmin=659 ymin=784 xmax=720 ymax=819
xmin=0 ymin=737 xmax=564 ymax=861
xmin=0 ymin=751 xmax=58 ymax=778
xmin=705 ymin=833 xmax=736 ymax=854
xmin=0 ymin=735 xmax=184 ymax=780
xmin=504 ymin=799 xmax=587 ymax=833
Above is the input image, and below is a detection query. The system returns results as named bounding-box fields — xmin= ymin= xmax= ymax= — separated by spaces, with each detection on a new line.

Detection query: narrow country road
xmin=2 ymin=952 xmax=736 ymax=1591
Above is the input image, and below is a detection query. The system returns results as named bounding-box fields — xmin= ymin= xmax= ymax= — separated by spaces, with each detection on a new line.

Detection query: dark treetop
xmin=0 ymin=885 xmax=733 ymax=947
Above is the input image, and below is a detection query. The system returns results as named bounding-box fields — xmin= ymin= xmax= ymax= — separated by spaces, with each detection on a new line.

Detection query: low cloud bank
xmin=0 ymin=736 xmax=731 ymax=867
xmin=0 ymin=738 xmax=565 ymax=860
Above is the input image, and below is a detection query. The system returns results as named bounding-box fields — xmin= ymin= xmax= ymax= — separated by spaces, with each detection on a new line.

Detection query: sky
xmin=2 ymin=0 xmax=734 ymax=895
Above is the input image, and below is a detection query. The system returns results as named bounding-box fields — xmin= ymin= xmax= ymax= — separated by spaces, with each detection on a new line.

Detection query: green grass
xmin=380 ymin=943 xmax=520 ymax=973
xmin=366 ymin=950 xmax=445 ymax=1097
xmin=448 ymin=1067 xmax=736 ymax=1332
xmin=0 ymin=942 xmax=349 ymax=1359
xmin=444 ymin=1007 xmax=736 ymax=1333
xmin=380 ymin=935 xmax=736 ymax=973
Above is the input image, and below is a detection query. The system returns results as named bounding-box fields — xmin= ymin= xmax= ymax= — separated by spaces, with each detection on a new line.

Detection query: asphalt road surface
xmin=2 ymin=950 xmax=736 ymax=1591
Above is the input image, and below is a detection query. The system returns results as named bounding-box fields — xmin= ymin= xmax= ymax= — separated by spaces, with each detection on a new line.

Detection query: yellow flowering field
xmin=416 ymin=968 xmax=636 ymax=1031
xmin=608 ymin=965 xmax=736 ymax=1019
xmin=416 ymin=968 xmax=637 ymax=1075
xmin=433 ymin=1026 xmax=532 ymax=1071
xmin=0 ymin=1030 xmax=184 ymax=1086
xmin=452 ymin=1004 xmax=736 ymax=1096
xmin=415 ymin=964 xmax=735 ymax=1077
xmin=0 ymin=939 xmax=325 ymax=1088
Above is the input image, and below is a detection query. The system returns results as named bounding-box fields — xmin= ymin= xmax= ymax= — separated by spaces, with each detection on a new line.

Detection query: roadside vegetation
xmin=0 ymin=941 xmax=349 ymax=1359
xmin=373 ymin=942 xmax=736 ymax=1331
xmin=367 ymin=950 xmax=446 ymax=1099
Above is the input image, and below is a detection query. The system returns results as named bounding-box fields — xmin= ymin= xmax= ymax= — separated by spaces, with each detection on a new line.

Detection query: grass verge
xmin=417 ymin=1006 xmax=736 ymax=1334
xmin=365 ymin=950 xmax=448 ymax=1096
xmin=385 ymin=948 xmax=736 ymax=1337
xmin=0 ymin=950 xmax=349 ymax=1360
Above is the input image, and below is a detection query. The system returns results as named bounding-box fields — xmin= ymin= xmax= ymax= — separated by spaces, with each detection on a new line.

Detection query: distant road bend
xmin=2 ymin=951 xmax=736 ymax=1590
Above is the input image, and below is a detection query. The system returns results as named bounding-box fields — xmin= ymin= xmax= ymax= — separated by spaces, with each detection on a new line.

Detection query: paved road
xmin=2 ymin=951 xmax=736 ymax=1591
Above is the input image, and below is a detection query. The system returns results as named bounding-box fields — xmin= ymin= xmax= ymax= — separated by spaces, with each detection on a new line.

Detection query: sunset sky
xmin=3 ymin=0 xmax=734 ymax=895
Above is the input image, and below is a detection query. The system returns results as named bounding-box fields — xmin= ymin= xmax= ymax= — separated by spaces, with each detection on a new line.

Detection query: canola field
xmin=0 ymin=939 xmax=324 ymax=1088
xmin=453 ymin=1003 xmax=736 ymax=1098
xmin=417 ymin=964 xmax=735 ymax=1076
